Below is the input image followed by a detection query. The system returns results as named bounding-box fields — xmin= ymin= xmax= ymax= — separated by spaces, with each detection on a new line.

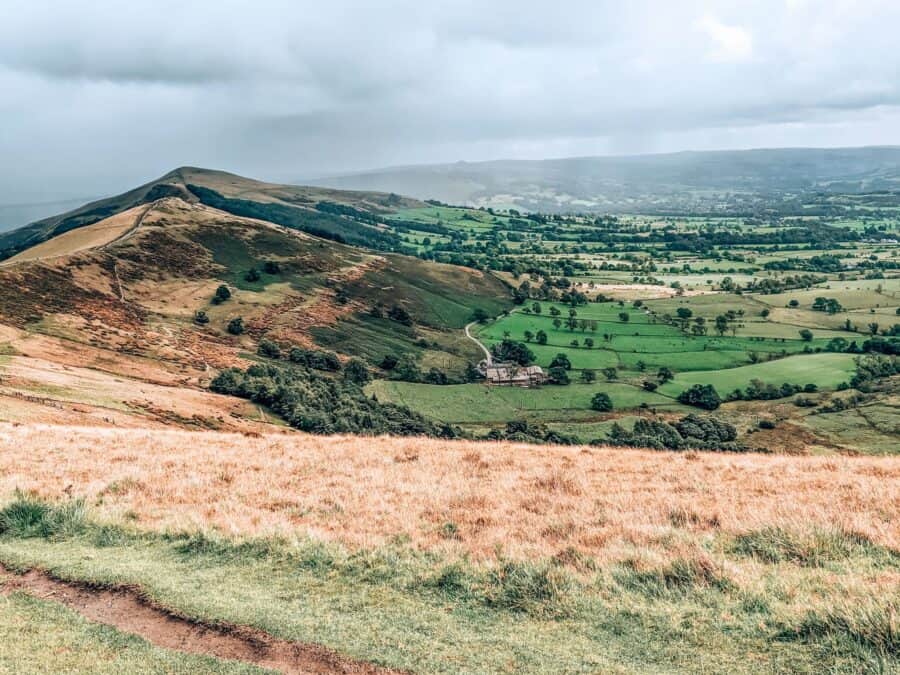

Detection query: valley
xmin=0 ymin=163 xmax=897 ymax=673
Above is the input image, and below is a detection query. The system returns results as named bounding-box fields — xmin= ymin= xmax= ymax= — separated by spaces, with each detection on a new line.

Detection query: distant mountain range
xmin=308 ymin=146 xmax=900 ymax=213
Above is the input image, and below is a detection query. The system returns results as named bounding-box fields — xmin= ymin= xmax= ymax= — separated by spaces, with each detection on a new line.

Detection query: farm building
xmin=484 ymin=363 xmax=545 ymax=387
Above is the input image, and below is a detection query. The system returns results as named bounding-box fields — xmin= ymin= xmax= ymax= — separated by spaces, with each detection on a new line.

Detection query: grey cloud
xmin=1 ymin=0 xmax=900 ymax=211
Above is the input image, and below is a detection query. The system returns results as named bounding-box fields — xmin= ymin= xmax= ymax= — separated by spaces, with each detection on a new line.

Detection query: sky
xmin=2 ymin=0 xmax=900 ymax=210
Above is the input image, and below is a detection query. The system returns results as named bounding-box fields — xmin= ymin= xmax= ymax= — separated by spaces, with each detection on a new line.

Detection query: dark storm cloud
xmin=1 ymin=0 xmax=900 ymax=208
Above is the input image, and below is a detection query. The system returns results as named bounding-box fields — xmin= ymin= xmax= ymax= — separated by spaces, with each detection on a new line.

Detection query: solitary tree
xmin=194 ymin=310 xmax=209 ymax=325
xmin=580 ymin=369 xmax=597 ymax=383
xmin=536 ymin=330 xmax=548 ymax=345
xmin=591 ymin=392 xmax=613 ymax=412
xmin=799 ymin=329 xmax=814 ymax=342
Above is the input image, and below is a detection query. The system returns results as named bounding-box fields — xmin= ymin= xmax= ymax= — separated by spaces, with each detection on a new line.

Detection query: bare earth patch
xmin=0 ymin=565 xmax=400 ymax=675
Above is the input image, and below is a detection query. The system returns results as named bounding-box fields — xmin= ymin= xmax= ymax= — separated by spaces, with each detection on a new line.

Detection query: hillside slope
xmin=0 ymin=166 xmax=424 ymax=260
xmin=0 ymin=197 xmax=510 ymax=428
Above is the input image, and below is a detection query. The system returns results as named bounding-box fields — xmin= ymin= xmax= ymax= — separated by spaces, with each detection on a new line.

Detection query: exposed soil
xmin=0 ymin=564 xmax=402 ymax=675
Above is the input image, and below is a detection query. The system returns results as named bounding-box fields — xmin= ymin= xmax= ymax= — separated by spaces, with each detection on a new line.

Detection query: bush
xmin=257 ymin=338 xmax=281 ymax=359
xmin=677 ymin=384 xmax=722 ymax=410
xmin=288 ymin=347 xmax=341 ymax=371
xmin=227 ymin=317 xmax=245 ymax=335
xmin=590 ymin=392 xmax=613 ymax=412
xmin=194 ymin=310 xmax=209 ymax=325
xmin=212 ymin=284 xmax=231 ymax=304
xmin=244 ymin=267 xmax=261 ymax=282
xmin=387 ymin=304 xmax=413 ymax=326
xmin=263 ymin=260 xmax=281 ymax=274
xmin=343 ymin=358 xmax=370 ymax=385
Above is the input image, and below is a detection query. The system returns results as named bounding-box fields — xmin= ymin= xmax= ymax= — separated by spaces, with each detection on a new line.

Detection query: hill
xmin=0 ymin=194 xmax=511 ymax=430
xmin=0 ymin=166 xmax=424 ymax=260
xmin=310 ymin=146 xmax=900 ymax=213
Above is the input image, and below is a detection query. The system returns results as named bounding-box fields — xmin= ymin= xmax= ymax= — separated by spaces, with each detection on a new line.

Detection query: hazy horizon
xmin=4 ymin=0 xmax=900 ymax=209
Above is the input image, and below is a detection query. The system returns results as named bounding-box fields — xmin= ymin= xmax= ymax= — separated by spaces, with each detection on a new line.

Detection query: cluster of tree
xmin=763 ymin=254 xmax=845 ymax=273
xmin=483 ymin=420 xmax=580 ymax=445
xmin=746 ymin=274 xmax=827 ymax=295
xmin=187 ymin=185 xmax=404 ymax=252
xmin=379 ymin=353 xmax=472 ymax=385
xmin=601 ymin=414 xmax=743 ymax=451
xmin=825 ymin=335 xmax=900 ymax=355
xmin=211 ymin=363 xmax=456 ymax=437
xmin=849 ymin=354 xmax=900 ymax=392
xmin=491 ymin=339 xmax=535 ymax=366
xmin=811 ymin=297 xmax=844 ymax=314
xmin=676 ymin=384 xmax=722 ymax=410
xmin=725 ymin=379 xmax=818 ymax=402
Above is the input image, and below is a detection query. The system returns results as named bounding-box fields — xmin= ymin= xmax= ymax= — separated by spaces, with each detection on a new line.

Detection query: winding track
xmin=465 ymin=321 xmax=492 ymax=365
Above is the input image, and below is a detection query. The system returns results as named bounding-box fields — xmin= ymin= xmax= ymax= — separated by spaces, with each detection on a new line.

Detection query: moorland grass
xmin=0 ymin=495 xmax=895 ymax=674
xmin=0 ymin=590 xmax=267 ymax=674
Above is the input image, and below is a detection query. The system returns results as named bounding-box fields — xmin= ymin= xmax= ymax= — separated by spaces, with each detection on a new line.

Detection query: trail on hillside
xmin=464 ymin=321 xmax=492 ymax=364
xmin=0 ymin=565 xmax=403 ymax=675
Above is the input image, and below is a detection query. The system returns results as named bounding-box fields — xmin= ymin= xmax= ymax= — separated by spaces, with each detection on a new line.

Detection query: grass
xmin=0 ymin=590 xmax=268 ymax=674
xmin=659 ymin=352 xmax=858 ymax=396
xmin=0 ymin=493 xmax=896 ymax=673
xmin=367 ymin=380 xmax=682 ymax=423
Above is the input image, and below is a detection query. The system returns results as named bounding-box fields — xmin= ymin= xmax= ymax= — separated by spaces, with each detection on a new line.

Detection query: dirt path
xmin=464 ymin=321 xmax=492 ymax=365
xmin=0 ymin=565 xmax=402 ymax=675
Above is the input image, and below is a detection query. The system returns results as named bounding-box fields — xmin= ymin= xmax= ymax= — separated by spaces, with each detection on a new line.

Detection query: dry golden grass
xmin=4 ymin=206 xmax=142 ymax=265
xmin=1 ymin=424 xmax=896 ymax=562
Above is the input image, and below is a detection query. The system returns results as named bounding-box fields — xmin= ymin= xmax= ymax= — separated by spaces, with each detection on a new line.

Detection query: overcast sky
xmin=2 ymin=0 xmax=900 ymax=207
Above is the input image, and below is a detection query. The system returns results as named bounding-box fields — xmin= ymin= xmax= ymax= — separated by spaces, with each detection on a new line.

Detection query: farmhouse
xmin=484 ymin=363 xmax=545 ymax=387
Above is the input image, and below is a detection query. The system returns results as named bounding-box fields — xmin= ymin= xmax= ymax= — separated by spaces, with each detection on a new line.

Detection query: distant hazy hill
xmin=309 ymin=146 xmax=900 ymax=213
xmin=0 ymin=167 xmax=422 ymax=259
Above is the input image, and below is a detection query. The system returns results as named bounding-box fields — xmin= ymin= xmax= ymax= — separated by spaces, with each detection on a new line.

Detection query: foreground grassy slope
xmin=0 ymin=589 xmax=263 ymax=674
xmin=0 ymin=424 xmax=897 ymax=673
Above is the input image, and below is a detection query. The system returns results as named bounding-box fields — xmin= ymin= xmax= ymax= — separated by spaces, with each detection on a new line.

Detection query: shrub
xmin=226 ymin=317 xmax=245 ymax=335
xmin=343 ymin=358 xmax=370 ymax=385
xmin=590 ymin=392 xmax=613 ymax=412
xmin=387 ymin=304 xmax=413 ymax=326
xmin=257 ymin=338 xmax=281 ymax=359
xmin=263 ymin=260 xmax=280 ymax=274
xmin=194 ymin=310 xmax=209 ymax=325
xmin=212 ymin=284 xmax=231 ymax=304
xmin=288 ymin=347 xmax=341 ymax=372
xmin=244 ymin=267 xmax=261 ymax=282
